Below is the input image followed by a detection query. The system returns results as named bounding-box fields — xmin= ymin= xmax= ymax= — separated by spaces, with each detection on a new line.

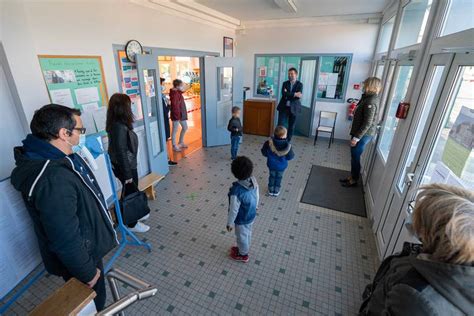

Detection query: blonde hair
xmin=363 ymin=77 xmax=382 ymax=95
xmin=413 ymin=183 xmax=474 ymax=265
xmin=274 ymin=126 xmax=287 ymax=138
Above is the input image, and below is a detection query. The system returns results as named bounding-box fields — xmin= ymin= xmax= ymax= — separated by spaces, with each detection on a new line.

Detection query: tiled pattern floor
xmin=4 ymin=135 xmax=379 ymax=315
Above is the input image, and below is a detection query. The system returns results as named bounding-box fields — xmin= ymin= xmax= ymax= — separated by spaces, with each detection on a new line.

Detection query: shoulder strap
xmin=399 ymin=268 xmax=429 ymax=292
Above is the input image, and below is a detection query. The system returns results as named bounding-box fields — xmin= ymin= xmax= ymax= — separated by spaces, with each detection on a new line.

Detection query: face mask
xmin=67 ymin=134 xmax=86 ymax=154
xmin=179 ymin=86 xmax=185 ymax=92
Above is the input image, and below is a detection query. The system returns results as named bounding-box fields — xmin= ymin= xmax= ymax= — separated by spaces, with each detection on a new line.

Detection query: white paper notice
xmin=326 ymin=85 xmax=337 ymax=98
xmin=75 ymin=87 xmax=100 ymax=105
xmin=319 ymin=73 xmax=329 ymax=85
xmin=81 ymin=111 xmax=97 ymax=134
xmin=0 ymin=180 xmax=42 ymax=298
xmin=328 ymin=73 xmax=339 ymax=86
xmin=50 ymin=88 xmax=74 ymax=107
xmin=92 ymin=107 xmax=107 ymax=132
xmin=82 ymin=102 xmax=99 ymax=112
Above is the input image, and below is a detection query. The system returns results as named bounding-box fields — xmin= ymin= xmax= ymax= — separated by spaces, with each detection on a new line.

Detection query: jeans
xmin=62 ymin=260 xmax=106 ymax=311
xmin=268 ymin=169 xmax=285 ymax=193
xmin=235 ymin=222 xmax=253 ymax=256
xmin=350 ymin=135 xmax=372 ymax=181
xmin=277 ymin=108 xmax=296 ymax=142
xmin=230 ymin=135 xmax=241 ymax=159
xmin=172 ymin=120 xmax=188 ymax=146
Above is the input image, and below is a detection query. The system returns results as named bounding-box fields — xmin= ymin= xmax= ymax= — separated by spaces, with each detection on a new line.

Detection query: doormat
xmin=300 ymin=165 xmax=366 ymax=217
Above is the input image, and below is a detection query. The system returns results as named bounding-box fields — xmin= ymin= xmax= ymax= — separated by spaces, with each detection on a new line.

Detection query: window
xmin=440 ymin=0 xmax=474 ymax=36
xmin=217 ymin=67 xmax=233 ymax=128
xmin=254 ymin=54 xmax=351 ymax=103
xmin=254 ymin=56 xmax=279 ymax=97
xmin=420 ymin=66 xmax=474 ymax=190
xmin=316 ymin=56 xmax=349 ymax=101
xmin=378 ymin=65 xmax=414 ymax=162
xmin=395 ymin=0 xmax=433 ymax=49
xmin=376 ymin=16 xmax=395 ymax=53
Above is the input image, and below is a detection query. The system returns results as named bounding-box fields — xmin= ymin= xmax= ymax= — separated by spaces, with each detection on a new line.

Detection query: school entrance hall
xmin=1 ymin=0 xmax=473 ymax=315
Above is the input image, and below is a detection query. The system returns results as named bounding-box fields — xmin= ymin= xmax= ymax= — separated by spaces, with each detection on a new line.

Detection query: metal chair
xmin=314 ymin=111 xmax=337 ymax=148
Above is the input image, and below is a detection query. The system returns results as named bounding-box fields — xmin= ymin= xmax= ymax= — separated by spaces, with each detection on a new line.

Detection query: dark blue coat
xmin=277 ymin=80 xmax=303 ymax=115
xmin=261 ymin=137 xmax=295 ymax=171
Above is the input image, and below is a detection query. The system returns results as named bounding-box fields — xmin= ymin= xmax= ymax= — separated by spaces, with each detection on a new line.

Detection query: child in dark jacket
xmin=226 ymin=156 xmax=259 ymax=263
xmin=227 ymin=106 xmax=243 ymax=160
xmin=261 ymin=126 xmax=295 ymax=196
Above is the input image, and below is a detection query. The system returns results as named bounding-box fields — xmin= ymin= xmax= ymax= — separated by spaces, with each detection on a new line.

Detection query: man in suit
xmin=277 ymin=67 xmax=303 ymax=142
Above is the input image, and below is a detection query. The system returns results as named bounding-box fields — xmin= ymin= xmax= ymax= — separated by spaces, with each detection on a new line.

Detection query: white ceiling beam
xmin=273 ymin=0 xmax=298 ymax=14
xmin=172 ymin=0 xmax=241 ymax=26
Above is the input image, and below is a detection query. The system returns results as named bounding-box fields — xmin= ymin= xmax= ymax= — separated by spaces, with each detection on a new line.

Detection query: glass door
xmin=203 ymin=57 xmax=243 ymax=147
xmin=294 ymin=58 xmax=318 ymax=137
xmin=374 ymin=53 xmax=454 ymax=257
xmin=366 ymin=58 xmax=415 ymax=229
xmin=136 ymin=54 xmax=169 ymax=175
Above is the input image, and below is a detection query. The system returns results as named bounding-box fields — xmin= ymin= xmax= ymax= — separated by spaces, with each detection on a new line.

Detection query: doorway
xmin=159 ymin=56 xmax=202 ymax=162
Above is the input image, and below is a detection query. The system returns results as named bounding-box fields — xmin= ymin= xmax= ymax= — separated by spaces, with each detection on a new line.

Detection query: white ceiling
xmin=194 ymin=0 xmax=391 ymax=21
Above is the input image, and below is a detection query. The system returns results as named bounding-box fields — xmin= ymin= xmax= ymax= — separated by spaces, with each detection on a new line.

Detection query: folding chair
xmin=314 ymin=111 xmax=337 ymax=148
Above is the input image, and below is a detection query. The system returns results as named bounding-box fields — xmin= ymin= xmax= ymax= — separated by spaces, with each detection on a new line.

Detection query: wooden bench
xmin=29 ymin=278 xmax=96 ymax=316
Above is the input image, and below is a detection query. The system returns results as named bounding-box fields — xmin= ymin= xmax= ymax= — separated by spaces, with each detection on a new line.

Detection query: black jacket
xmin=108 ymin=122 xmax=138 ymax=180
xmin=360 ymin=242 xmax=474 ymax=315
xmin=10 ymin=135 xmax=117 ymax=283
xmin=227 ymin=117 xmax=243 ymax=136
xmin=277 ymin=80 xmax=303 ymax=115
xmin=350 ymin=93 xmax=379 ymax=139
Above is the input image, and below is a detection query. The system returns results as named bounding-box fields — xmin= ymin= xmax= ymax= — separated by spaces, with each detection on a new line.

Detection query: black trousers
xmin=61 ymin=260 xmax=106 ymax=311
xmin=112 ymin=166 xmax=139 ymax=227
xmin=277 ymin=108 xmax=297 ymax=142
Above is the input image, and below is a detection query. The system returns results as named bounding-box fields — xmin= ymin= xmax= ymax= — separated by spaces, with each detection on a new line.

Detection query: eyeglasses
xmin=69 ymin=127 xmax=87 ymax=135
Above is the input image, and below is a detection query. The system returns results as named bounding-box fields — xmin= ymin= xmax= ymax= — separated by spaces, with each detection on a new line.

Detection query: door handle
xmin=406 ymin=172 xmax=415 ymax=187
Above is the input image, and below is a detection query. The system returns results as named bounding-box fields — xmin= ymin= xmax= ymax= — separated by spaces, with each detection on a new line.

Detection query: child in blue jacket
xmin=261 ymin=126 xmax=295 ymax=196
xmin=227 ymin=156 xmax=259 ymax=263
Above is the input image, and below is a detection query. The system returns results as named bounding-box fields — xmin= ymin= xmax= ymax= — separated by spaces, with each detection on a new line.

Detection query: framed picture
xmin=223 ymin=37 xmax=234 ymax=57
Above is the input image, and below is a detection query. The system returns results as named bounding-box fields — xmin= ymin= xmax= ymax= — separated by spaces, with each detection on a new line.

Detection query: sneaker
xmin=173 ymin=145 xmax=181 ymax=152
xmin=273 ymin=191 xmax=280 ymax=197
xmin=138 ymin=214 xmax=150 ymax=221
xmin=168 ymin=160 xmax=178 ymax=166
xmin=179 ymin=143 xmax=189 ymax=148
xmin=230 ymin=252 xmax=249 ymax=263
xmin=230 ymin=246 xmax=239 ymax=256
xmin=128 ymin=222 xmax=150 ymax=233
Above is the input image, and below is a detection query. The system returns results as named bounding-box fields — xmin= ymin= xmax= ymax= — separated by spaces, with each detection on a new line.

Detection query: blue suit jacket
xmin=277 ymin=80 xmax=303 ymax=115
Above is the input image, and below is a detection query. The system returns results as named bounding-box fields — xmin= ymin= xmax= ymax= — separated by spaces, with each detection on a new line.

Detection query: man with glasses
xmin=11 ymin=104 xmax=117 ymax=311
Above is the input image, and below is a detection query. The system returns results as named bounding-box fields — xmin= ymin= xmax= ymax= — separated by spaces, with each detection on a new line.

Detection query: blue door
xmin=203 ymin=57 xmax=243 ymax=147
xmin=136 ymin=54 xmax=169 ymax=175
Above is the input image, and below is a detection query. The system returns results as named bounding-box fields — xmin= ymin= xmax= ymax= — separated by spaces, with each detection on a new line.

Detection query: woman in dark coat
xmin=106 ymin=93 xmax=149 ymax=233
xmin=340 ymin=77 xmax=381 ymax=187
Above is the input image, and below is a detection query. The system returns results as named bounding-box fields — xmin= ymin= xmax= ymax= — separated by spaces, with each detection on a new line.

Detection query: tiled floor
xmin=4 ymin=135 xmax=379 ymax=315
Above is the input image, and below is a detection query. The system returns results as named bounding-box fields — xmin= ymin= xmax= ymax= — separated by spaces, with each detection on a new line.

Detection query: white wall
xmin=1 ymin=0 xmax=234 ymax=122
xmin=236 ymin=22 xmax=379 ymax=139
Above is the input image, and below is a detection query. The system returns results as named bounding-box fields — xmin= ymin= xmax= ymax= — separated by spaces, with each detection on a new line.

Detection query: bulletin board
xmin=117 ymin=50 xmax=143 ymax=120
xmin=38 ymin=55 xmax=109 ymax=135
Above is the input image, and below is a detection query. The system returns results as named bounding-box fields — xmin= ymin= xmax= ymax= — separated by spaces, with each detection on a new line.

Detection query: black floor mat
xmin=300 ymin=165 xmax=366 ymax=217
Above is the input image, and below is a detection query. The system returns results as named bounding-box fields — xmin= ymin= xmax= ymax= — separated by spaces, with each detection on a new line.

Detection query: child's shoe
xmin=273 ymin=190 xmax=280 ymax=197
xmin=230 ymin=252 xmax=249 ymax=263
xmin=266 ymin=190 xmax=274 ymax=196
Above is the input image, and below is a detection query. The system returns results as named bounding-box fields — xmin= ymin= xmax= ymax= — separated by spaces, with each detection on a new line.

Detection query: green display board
xmin=38 ymin=55 xmax=109 ymax=134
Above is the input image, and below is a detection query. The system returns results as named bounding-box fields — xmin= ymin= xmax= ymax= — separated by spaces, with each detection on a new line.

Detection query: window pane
xmin=255 ymin=56 xmax=280 ymax=96
xmin=378 ymin=65 xmax=414 ymax=162
xmin=299 ymin=59 xmax=317 ymax=108
xmin=440 ymin=0 xmax=474 ymax=36
xmin=395 ymin=0 xmax=433 ymax=49
xmin=376 ymin=16 xmax=395 ymax=53
xmin=397 ymin=65 xmax=445 ymax=192
xmin=217 ymin=67 xmax=233 ymax=128
xmin=375 ymin=63 xmax=385 ymax=79
xmin=421 ymin=66 xmax=474 ymax=190
xmin=317 ymin=56 xmax=348 ymax=100
xmin=142 ymin=69 xmax=162 ymax=156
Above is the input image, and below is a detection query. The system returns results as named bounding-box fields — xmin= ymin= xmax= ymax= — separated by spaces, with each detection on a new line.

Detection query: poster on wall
xmin=223 ymin=37 xmax=234 ymax=57
xmin=118 ymin=50 xmax=143 ymax=120
xmin=38 ymin=55 xmax=109 ymax=135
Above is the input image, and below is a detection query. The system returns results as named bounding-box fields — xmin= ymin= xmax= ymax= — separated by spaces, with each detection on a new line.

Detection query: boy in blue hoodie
xmin=227 ymin=156 xmax=259 ymax=263
xmin=261 ymin=126 xmax=295 ymax=196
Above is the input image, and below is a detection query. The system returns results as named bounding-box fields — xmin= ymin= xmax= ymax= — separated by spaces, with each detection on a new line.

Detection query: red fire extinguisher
xmin=396 ymin=102 xmax=410 ymax=119
xmin=347 ymin=98 xmax=359 ymax=121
